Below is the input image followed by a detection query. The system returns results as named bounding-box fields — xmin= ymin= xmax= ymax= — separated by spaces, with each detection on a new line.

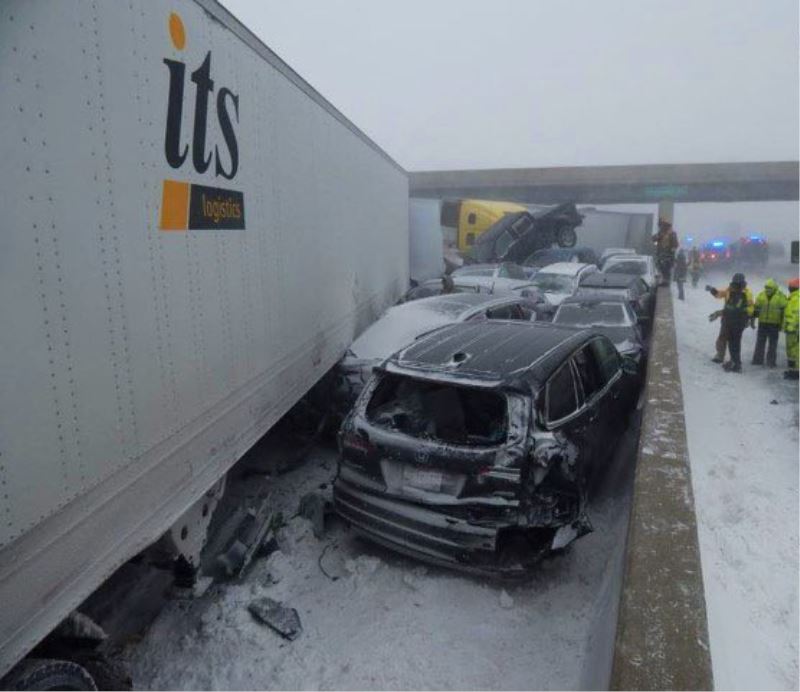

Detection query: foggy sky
xmin=222 ymin=0 xmax=798 ymax=243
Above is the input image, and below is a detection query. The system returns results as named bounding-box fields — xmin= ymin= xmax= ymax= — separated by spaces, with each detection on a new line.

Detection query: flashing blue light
xmin=748 ymin=234 xmax=763 ymax=241
xmin=686 ymin=236 xmax=694 ymax=243
xmin=711 ymin=241 xmax=725 ymax=248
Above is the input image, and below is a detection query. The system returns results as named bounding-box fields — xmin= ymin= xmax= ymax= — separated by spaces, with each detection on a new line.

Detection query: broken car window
xmin=486 ymin=303 xmax=525 ymax=320
xmin=531 ymin=273 xmax=574 ymax=294
xmin=366 ymin=373 xmax=508 ymax=446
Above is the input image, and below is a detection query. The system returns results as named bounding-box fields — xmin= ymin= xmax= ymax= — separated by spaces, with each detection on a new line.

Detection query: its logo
xmin=159 ymin=12 xmax=245 ymax=231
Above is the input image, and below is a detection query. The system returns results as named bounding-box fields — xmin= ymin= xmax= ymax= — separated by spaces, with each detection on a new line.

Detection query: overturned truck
xmin=468 ymin=204 xmax=585 ymax=265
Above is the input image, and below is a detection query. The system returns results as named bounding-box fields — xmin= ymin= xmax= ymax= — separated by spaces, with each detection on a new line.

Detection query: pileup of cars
xmin=331 ymin=244 xmax=658 ymax=576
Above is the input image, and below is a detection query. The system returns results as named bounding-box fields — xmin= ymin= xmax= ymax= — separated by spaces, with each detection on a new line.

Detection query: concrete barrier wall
xmin=611 ymin=287 xmax=714 ymax=690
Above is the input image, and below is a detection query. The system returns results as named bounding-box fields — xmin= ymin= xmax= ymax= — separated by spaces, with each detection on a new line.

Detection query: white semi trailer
xmin=0 ymin=0 xmax=408 ymax=680
xmin=574 ymin=208 xmax=655 ymax=255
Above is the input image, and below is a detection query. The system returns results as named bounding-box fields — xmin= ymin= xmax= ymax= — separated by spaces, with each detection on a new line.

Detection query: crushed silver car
xmin=335 ymin=293 xmax=539 ymax=414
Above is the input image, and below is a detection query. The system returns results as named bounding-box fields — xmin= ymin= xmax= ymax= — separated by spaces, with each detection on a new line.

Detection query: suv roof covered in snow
xmin=579 ymin=273 xmax=645 ymax=289
xmin=383 ymin=320 xmax=591 ymax=389
xmin=560 ymin=293 xmax=631 ymax=306
xmin=399 ymin=291 xmax=525 ymax=316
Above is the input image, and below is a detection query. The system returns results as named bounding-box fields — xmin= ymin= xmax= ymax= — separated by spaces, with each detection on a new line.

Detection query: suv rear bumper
xmin=334 ymin=477 xmax=541 ymax=577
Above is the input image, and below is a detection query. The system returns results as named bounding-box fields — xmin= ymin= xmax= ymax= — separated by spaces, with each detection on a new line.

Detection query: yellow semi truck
xmin=442 ymin=199 xmax=528 ymax=252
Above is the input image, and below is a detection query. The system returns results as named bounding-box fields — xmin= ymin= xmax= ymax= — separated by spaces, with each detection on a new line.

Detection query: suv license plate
xmin=403 ymin=466 xmax=442 ymax=492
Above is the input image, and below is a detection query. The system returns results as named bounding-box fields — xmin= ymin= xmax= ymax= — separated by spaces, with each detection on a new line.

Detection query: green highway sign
xmin=644 ymin=185 xmax=690 ymax=199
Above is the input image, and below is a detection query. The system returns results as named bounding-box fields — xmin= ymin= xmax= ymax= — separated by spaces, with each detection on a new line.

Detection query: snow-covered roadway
xmin=675 ymin=263 xmax=799 ymax=690
xmin=127 ymin=421 xmax=639 ymax=690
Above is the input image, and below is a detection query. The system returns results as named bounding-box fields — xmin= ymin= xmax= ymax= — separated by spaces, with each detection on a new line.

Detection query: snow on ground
xmin=674 ymin=264 xmax=799 ymax=690
xmin=126 ymin=424 xmax=638 ymax=690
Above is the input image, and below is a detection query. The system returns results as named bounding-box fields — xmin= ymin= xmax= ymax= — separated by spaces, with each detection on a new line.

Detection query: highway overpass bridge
xmin=409 ymin=161 xmax=799 ymax=221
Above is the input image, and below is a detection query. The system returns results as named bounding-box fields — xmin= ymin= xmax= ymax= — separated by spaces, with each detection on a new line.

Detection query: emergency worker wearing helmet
xmin=784 ymin=278 xmax=799 ymax=380
xmin=752 ymin=278 xmax=788 ymax=367
xmin=706 ymin=273 xmax=754 ymax=373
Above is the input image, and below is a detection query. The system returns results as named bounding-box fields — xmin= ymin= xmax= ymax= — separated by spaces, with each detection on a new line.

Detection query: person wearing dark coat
xmin=706 ymin=273 xmax=754 ymax=373
xmin=674 ymin=249 xmax=688 ymax=300
xmin=652 ymin=218 xmax=679 ymax=285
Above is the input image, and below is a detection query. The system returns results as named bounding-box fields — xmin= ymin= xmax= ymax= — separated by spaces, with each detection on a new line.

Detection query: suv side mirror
xmin=621 ymin=355 xmax=639 ymax=376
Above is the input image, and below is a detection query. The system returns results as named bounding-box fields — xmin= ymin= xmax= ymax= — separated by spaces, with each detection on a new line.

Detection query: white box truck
xmin=0 ymin=0 xmax=408 ymax=681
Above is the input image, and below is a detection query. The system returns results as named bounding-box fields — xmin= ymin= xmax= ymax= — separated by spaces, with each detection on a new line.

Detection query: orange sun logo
xmin=169 ymin=12 xmax=186 ymax=51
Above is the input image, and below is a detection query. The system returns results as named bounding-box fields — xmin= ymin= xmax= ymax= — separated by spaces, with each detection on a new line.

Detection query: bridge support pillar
xmin=657 ymin=199 xmax=675 ymax=225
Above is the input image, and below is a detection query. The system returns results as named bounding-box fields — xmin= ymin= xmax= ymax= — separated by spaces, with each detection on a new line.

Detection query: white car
xmin=450 ymin=262 xmax=535 ymax=295
xmin=336 ymin=292 xmax=538 ymax=409
xmin=599 ymin=247 xmax=637 ymax=267
xmin=601 ymin=254 xmax=659 ymax=289
xmin=527 ymin=262 xmax=599 ymax=306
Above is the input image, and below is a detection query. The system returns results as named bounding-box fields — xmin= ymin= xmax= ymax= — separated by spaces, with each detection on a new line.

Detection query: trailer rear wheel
xmin=3 ymin=658 xmax=97 ymax=690
xmin=73 ymin=653 xmax=132 ymax=691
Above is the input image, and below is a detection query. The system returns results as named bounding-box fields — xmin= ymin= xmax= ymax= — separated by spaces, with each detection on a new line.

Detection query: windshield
xmin=604 ymin=260 xmax=648 ymax=276
xmin=554 ymin=303 xmax=629 ymax=327
xmin=530 ymin=272 xmax=575 ymax=294
xmin=525 ymin=249 xmax=571 ymax=267
xmin=453 ymin=267 xmax=494 ymax=278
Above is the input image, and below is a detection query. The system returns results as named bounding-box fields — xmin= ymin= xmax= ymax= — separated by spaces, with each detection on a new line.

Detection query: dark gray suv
xmin=333 ymin=320 xmax=638 ymax=576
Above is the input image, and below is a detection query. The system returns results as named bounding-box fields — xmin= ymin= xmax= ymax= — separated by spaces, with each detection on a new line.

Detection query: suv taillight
xmin=341 ymin=431 xmax=374 ymax=456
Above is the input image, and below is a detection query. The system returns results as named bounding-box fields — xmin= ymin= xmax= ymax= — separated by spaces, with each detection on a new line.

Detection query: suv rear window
xmin=366 ymin=373 xmax=507 ymax=446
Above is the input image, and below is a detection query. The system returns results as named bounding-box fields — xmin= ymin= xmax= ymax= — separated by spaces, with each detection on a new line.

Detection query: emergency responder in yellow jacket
xmin=751 ymin=278 xmax=787 ymax=367
xmin=706 ymin=273 xmax=754 ymax=372
xmin=783 ymin=278 xmax=799 ymax=380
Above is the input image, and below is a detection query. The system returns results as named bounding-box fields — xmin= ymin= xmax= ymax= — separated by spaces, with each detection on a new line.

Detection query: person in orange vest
xmin=652 ymin=218 xmax=679 ymax=285
xmin=706 ymin=272 xmax=754 ymax=373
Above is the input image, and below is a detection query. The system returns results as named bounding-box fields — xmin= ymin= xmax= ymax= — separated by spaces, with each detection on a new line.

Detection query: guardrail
xmin=610 ymin=286 xmax=714 ymax=690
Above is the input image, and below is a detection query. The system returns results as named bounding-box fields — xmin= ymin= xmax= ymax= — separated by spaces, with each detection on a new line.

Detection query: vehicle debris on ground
xmin=248 ymin=598 xmax=303 ymax=641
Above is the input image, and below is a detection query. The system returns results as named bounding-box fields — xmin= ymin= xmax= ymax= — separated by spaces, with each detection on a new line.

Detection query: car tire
xmin=556 ymin=225 xmax=577 ymax=248
xmin=3 ymin=658 xmax=97 ymax=691
xmin=73 ymin=653 xmax=132 ymax=691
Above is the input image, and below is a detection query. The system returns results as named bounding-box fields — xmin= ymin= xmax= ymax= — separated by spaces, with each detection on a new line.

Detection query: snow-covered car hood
xmin=347 ymin=312 xmax=452 ymax=362
xmin=451 ymin=275 xmax=535 ymax=295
